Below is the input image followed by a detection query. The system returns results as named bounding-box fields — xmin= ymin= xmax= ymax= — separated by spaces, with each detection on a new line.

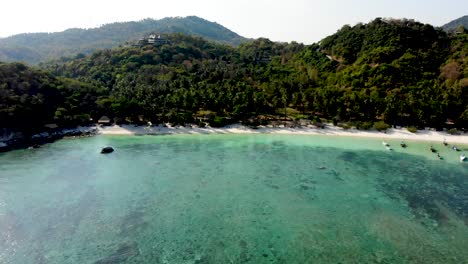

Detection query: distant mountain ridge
xmin=442 ymin=15 xmax=468 ymax=31
xmin=0 ymin=16 xmax=247 ymax=64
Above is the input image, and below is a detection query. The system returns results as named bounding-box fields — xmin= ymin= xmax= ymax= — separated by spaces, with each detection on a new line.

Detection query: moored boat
xmin=461 ymin=154 xmax=467 ymax=162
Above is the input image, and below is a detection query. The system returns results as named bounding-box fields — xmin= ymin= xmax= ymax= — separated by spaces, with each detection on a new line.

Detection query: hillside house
xmin=138 ymin=34 xmax=169 ymax=46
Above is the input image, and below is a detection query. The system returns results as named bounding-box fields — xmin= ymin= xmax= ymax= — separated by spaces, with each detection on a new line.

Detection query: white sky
xmin=1 ymin=0 xmax=467 ymax=43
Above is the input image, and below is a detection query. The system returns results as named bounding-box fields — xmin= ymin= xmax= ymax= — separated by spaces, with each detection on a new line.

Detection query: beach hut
xmin=98 ymin=116 xmax=112 ymax=126
xmin=44 ymin=123 xmax=58 ymax=129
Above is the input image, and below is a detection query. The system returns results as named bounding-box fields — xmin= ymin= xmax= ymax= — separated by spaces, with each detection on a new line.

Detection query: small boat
xmin=430 ymin=146 xmax=437 ymax=153
xmin=443 ymin=138 xmax=448 ymax=146
xmin=400 ymin=141 xmax=407 ymax=148
xmin=461 ymin=154 xmax=467 ymax=162
xmin=453 ymin=146 xmax=460 ymax=151
xmin=101 ymin=146 xmax=114 ymax=154
xmin=437 ymin=153 xmax=443 ymax=160
xmin=385 ymin=146 xmax=393 ymax=151
xmin=382 ymin=141 xmax=389 ymax=147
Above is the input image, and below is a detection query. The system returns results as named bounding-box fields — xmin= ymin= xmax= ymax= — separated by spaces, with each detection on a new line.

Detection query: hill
xmin=0 ymin=16 xmax=247 ymax=64
xmin=313 ymin=18 xmax=467 ymax=127
xmin=320 ymin=18 xmax=449 ymax=66
xmin=2 ymin=18 xmax=467 ymax=132
xmin=443 ymin=15 xmax=468 ymax=32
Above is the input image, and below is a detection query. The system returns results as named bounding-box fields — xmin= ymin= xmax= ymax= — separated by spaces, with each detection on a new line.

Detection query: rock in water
xmin=101 ymin=146 xmax=114 ymax=154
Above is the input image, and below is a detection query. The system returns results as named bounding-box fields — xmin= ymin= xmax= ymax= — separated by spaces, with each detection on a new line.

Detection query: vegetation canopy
xmin=1 ymin=18 xmax=467 ymax=131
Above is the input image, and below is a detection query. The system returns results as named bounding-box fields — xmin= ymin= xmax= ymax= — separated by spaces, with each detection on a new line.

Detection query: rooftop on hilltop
xmin=137 ymin=34 xmax=170 ymax=46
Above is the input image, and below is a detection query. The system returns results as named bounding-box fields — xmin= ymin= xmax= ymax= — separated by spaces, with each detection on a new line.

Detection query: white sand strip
xmin=97 ymin=124 xmax=468 ymax=145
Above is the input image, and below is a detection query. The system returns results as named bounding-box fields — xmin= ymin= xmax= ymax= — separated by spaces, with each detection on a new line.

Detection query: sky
xmin=1 ymin=0 xmax=467 ymax=43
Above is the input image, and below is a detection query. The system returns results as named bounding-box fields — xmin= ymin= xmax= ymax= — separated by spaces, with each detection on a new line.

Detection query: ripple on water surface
xmin=0 ymin=134 xmax=467 ymax=263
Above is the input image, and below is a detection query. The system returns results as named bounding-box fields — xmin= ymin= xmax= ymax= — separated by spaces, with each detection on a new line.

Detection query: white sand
xmin=97 ymin=124 xmax=468 ymax=145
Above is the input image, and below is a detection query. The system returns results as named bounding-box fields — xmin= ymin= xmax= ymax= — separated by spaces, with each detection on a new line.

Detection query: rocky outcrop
xmin=0 ymin=142 xmax=9 ymax=152
xmin=100 ymin=146 xmax=114 ymax=154
xmin=0 ymin=126 xmax=98 ymax=153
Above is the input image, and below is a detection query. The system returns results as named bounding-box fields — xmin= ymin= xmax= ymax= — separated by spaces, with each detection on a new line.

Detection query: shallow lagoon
xmin=0 ymin=134 xmax=467 ymax=263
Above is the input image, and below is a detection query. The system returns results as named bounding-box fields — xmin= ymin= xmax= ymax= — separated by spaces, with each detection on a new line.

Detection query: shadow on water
xmin=94 ymin=242 xmax=140 ymax=264
xmin=118 ymin=207 xmax=148 ymax=238
xmin=338 ymin=149 xmax=468 ymax=226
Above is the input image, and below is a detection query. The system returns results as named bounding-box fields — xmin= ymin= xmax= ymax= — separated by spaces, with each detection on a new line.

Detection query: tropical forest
xmin=1 ymin=17 xmax=468 ymax=132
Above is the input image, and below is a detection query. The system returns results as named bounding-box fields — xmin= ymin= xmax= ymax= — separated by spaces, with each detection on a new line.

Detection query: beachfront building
xmin=98 ymin=116 xmax=112 ymax=126
xmin=44 ymin=124 xmax=58 ymax=129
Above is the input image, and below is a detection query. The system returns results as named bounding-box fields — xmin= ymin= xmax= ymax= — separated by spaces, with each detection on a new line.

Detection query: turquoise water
xmin=0 ymin=134 xmax=467 ymax=263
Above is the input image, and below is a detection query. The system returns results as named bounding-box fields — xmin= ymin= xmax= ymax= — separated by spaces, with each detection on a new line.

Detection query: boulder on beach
xmin=101 ymin=146 xmax=114 ymax=154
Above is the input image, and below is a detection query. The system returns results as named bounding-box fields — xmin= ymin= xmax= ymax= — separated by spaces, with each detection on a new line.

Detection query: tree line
xmin=1 ymin=19 xmax=467 ymax=131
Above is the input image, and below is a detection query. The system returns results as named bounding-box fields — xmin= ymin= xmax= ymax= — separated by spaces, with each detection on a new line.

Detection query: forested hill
xmin=0 ymin=16 xmax=247 ymax=64
xmin=0 ymin=62 xmax=106 ymax=130
xmin=1 ymin=18 xmax=468 ymax=132
xmin=443 ymin=15 xmax=468 ymax=32
xmin=320 ymin=18 xmax=449 ymax=66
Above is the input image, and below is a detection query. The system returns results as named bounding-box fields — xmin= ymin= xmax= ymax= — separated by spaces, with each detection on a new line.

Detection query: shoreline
xmin=0 ymin=126 xmax=98 ymax=152
xmin=1 ymin=124 xmax=467 ymax=153
xmin=97 ymin=124 xmax=468 ymax=145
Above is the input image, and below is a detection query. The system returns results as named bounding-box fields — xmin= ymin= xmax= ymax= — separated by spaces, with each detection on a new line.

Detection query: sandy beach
xmin=97 ymin=124 xmax=468 ymax=145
